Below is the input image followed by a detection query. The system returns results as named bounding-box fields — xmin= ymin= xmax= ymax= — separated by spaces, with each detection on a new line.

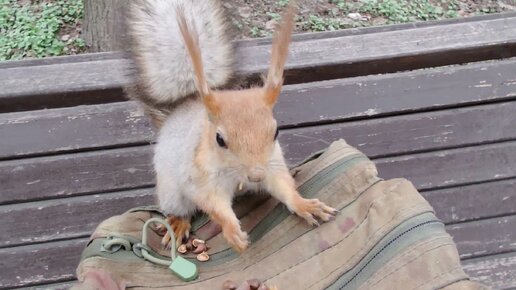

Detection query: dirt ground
xmin=222 ymin=0 xmax=516 ymax=39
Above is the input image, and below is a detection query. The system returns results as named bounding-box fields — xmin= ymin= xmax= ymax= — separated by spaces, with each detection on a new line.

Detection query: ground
xmin=1 ymin=0 xmax=515 ymax=60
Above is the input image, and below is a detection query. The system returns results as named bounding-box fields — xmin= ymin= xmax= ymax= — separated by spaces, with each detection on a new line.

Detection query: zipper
xmin=325 ymin=212 xmax=445 ymax=290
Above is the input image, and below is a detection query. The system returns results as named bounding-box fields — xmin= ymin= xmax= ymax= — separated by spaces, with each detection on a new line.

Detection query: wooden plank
xmin=237 ymin=16 xmax=516 ymax=83
xmin=0 ymin=51 xmax=125 ymax=69
xmin=463 ymin=251 xmax=516 ymax=290
xmin=2 ymin=143 xmax=516 ymax=247
xmin=2 ymin=15 xmax=516 ymax=112
xmin=282 ymin=101 xmax=516 ymax=165
xmin=2 ymin=59 xmax=516 ymax=160
xmin=423 ymin=178 xmax=516 ymax=224
xmin=1 ymin=214 xmax=514 ymax=289
xmin=0 ymin=239 xmax=86 ymax=289
xmin=0 ymin=58 xmax=130 ymax=113
xmin=2 ymin=176 xmax=514 ymax=250
xmin=0 ymin=189 xmax=154 ymax=248
xmin=0 ymin=101 xmax=154 ymax=160
xmin=275 ymin=58 xmax=516 ymax=128
xmin=2 ymin=133 xmax=515 ymax=205
xmin=17 ymin=281 xmax=77 ymax=290
xmin=447 ymin=215 xmax=516 ymax=259
xmin=375 ymin=141 xmax=516 ymax=191
xmin=0 ymin=147 xmax=154 ymax=204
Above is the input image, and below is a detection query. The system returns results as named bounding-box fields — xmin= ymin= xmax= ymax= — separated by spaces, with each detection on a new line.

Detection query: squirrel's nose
xmin=248 ymin=167 xmax=265 ymax=183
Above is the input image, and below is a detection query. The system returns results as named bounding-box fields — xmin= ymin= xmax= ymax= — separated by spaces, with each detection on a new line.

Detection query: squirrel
xmin=125 ymin=0 xmax=337 ymax=253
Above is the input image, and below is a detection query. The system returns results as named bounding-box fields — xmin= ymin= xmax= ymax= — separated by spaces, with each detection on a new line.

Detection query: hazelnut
xmin=192 ymin=243 xmax=208 ymax=254
xmin=247 ymin=279 xmax=261 ymax=290
xmin=196 ymin=251 xmax=210 ymax=262
xmin=222 ymin=280 xmax=238 ymax=290
xmin=177 ymin=244 xmax=188 ymax=254
xmin=192 ymin=238 xmax=205 ymax=248
xmin=185 ymin=237 xmax=194 ymax=251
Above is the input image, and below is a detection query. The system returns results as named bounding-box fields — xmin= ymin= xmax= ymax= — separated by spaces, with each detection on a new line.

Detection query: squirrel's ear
xmin=263 ymin=3 xmax=296 ymax=107
xmin=203 ymin=93 xmax=221 ymax=118
xmin=176 ymin=6 xmax=216 ymax=110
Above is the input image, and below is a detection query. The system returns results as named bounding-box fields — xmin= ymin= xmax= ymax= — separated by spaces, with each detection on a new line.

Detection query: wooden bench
xmin=1 ymin=13 xmax=516 ymax=289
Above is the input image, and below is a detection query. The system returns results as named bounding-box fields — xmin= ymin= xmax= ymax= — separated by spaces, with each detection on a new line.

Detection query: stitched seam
xmin=263 ymin=182 xmax=432 ymax=284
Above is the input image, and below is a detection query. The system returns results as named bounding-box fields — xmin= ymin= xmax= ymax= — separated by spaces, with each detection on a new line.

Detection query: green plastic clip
xmin=141 ymin=218 xmax=199 ymax=282
xmin=169 ymin=256 xmax=199 ymax=282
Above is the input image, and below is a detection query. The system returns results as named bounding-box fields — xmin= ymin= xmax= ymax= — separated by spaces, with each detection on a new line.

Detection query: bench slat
xmin=1 ymin=142 xmax=515 ymax=247
xmin=2 ymin=133 xmax=515 ymax=205
xmin=422 ymin=178 xmax=516 ymax=224
xmin=1 ymin=215 xmax=514 ymax=289
xmin=276 ymin=58 xmax=516 ymax=128
xmin=2 ymin=57 xmax=516 ymax=160
xmin=1 ymin=177 xmax=514 ymax=249
xmin=0 ymin=102 xmax=153 ymax=160
xmin=0 ymin=147 xmax=154 ymax=204
xmin=463 ymin=251 xmax=516 ymax=290
xmin=449 ymin=215 xmax=516 ymax=259
xmin=0 ymin=189 xmax=153 ymax=248
xmin=237 ymin=14 xmax=516 ymax=84
xmin=1 ymin=15 xmax=516 ymax=113
xmin=283 ymin=101 xmax=516 ymax=164
xmin=375 ymin=141 xmax=516 ymax=190
xmin=0 ymin=239 xmax=85 ymax=289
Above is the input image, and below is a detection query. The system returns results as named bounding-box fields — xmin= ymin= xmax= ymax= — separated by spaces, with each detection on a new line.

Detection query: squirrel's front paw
xmin=292 ymin=198 xmax=338 ymax=226
xmin=222 ymin=224 xmax=249 ymax=253
xmin=157 ymin=215 xmax=191 ymax=249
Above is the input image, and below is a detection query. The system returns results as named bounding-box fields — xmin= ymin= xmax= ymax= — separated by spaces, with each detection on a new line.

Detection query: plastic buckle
xmin=169 ymin=256 xmax=199 ymax=282
xmin=132 ymin=242 xmax=152 ymax=258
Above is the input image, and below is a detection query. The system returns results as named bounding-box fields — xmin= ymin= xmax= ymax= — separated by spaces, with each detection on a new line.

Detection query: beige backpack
xmin=74 ymin=140 xmax=488 ymax=290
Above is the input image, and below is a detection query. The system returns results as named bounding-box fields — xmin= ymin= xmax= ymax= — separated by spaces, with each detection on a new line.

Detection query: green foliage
xmin=250 ymin=26 xmax=268 ymax=38
xmin=359 ymin=0 xmax=449 ymax=23
xmin=266 ymin=11 xmax=281 ymax=21
xmin=0 ymin=0 xmax=85 ymax=61
xmin=276 ymin=0 xmax=290 ymax=7
xmin=306 ymin=15 xmax=349 ymax=31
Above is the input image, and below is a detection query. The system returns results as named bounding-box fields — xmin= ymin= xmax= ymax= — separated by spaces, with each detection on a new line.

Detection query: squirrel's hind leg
xmin=157 ymin=215 xmax=191 ymax=249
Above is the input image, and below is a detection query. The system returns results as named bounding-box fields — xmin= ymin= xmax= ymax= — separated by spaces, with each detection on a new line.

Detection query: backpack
xmin=74 ymin=140 xmax=488 ymax=290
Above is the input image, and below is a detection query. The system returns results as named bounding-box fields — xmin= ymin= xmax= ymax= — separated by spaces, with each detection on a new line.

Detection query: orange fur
xmin=159 ymin=215 xmax=191 ymax=248
xmin=264 ymin=3 xmax=296 ymax=106
xmin=192 ymin=187 xmax=249 ymax=252
xmin=170 ymin=2 xmax=336 ymax=253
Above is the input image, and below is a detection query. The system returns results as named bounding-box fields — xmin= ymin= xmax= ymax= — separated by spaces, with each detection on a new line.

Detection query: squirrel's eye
xmin=216 ymin=133 xmax=227 ymax=148
xmin=274 ymin=127 xmax=279 ymax=141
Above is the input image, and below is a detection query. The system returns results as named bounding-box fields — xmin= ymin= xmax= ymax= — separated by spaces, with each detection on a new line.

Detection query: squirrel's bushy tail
xmin=126 ymin=0 xmax=233 ymax=124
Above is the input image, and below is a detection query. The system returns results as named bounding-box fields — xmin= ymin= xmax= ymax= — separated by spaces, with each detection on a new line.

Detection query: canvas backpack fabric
xmin=75 ymin=139 xmax=488 ymax=290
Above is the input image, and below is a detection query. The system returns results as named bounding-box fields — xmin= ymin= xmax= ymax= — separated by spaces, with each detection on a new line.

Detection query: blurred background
xmin=1 ymin=0 xmax=515 ymax=61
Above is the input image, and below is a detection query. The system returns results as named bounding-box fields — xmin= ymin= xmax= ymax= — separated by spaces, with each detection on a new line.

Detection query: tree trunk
xmin=83 ymin=0 xmax=130 ymax=52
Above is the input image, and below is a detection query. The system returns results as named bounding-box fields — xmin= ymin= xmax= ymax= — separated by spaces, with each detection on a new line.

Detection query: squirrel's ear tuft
xmin=263 ymin=2 xmax=296 ymax=107
xmin=176 ymin=6 xmax=212 ymax=98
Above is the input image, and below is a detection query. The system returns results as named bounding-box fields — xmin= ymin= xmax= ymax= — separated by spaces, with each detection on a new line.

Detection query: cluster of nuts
xmin=177 ymin=238 xmax=209 ymax=262
xmin=222 ymin=279 xmax=273 ymax=290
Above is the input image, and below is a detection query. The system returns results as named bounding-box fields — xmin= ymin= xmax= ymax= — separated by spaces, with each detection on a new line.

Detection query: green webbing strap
xmin=139 ymin=218 xmax=176 ymax=264
xmin=99 ymin=218 xmax=198 ymax=281
xmin=102 ymin=237 xmax=131 ymax=252
xmin=139 ymin=218 xmax=198 ymax=281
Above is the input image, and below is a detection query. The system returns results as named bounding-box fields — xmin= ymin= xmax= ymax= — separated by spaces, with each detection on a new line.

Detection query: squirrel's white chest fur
xmin=153 ymin=98 xmax=264 ymax=217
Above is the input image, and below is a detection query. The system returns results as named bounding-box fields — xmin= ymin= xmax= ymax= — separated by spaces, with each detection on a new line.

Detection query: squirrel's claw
xmin=157 ymin=215 xmax=191 ymax=249
xmin=222 ymin=224 xmax=249 ymax=253
xmin=293 ymin=198 xmax=337 ymax=226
